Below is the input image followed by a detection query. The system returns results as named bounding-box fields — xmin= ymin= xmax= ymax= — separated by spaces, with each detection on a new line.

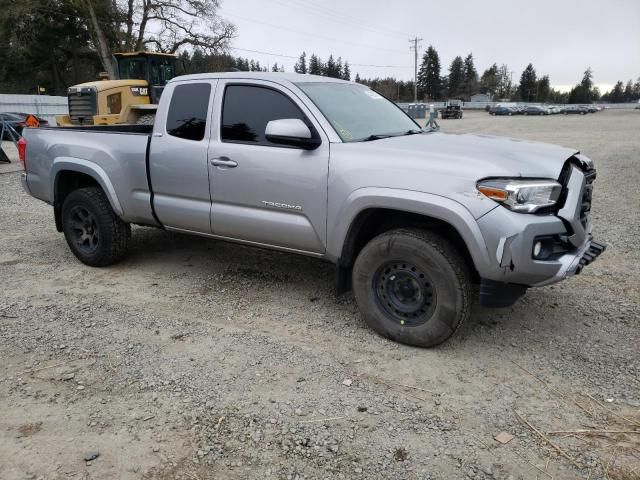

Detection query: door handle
xmin=210 ymin=157 xmax=238 ymax=168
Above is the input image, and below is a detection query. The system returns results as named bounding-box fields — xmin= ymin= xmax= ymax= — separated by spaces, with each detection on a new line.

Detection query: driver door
xmin=207 ymin=80 xmax=330 ymax=254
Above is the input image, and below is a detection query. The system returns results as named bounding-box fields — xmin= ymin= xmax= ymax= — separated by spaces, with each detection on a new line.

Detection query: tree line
xmin=358 ymin=45 xmax=640 ymax=104
xmin=1 ymin=3 xmax=638 ymax=103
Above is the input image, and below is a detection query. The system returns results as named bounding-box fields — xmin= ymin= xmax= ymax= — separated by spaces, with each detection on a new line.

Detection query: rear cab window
xmin=166 ymin=83 xmax=211 ymax=141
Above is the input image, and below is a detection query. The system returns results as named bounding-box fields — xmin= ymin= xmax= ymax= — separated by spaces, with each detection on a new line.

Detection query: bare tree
xmin=117 ymin=0 xmax=235 ymax=54
xmin=82 ymin=0 xmax=116 ymax=77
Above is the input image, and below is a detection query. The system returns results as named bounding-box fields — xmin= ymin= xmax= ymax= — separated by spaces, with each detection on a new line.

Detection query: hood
xmin=344 ymin=132 xmax=578 ymax=179
xmin=70 ymin=79 xmax=149 ymax=93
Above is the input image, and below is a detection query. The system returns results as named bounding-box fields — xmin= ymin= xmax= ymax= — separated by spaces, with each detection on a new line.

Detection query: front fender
xmin=51 ymin=157 xmax=124 ymax=216
xmin=327 ymin=187 xmax=494 ymax=273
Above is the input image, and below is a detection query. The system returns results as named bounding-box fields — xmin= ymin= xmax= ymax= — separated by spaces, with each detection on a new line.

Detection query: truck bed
xmin=23 ymin=126 xmax=155 ymax=225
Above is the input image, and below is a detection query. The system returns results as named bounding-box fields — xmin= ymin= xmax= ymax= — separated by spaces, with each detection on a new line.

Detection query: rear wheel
xmin=352 ymin=229 xmax=472 ymax=348
xmin=61 ymin=187 xmax=131 ymax=267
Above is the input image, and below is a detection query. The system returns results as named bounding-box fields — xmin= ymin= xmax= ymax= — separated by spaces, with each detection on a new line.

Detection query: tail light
xmin=17 ymin=137 xmax=27 ymax=170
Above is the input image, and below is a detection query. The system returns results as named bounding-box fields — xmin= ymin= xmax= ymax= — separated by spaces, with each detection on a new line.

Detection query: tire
xmin=136 ymin=113 xmax=156 ymax=125
xmin=352 ymin=228 xmax=472 ymax=348
xmin=61 ymin=187 xmax=131 ymax=267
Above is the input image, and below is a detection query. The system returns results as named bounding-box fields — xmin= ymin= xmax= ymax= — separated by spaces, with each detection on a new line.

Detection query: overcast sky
xmin=218 ymin=0 xmax=640 ymax=92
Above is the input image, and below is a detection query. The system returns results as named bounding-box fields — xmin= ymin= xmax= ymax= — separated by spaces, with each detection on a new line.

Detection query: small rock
xmin=342 ymin=379 xmax=353 ymax=387
xmin=84 ymin=451 xmax=99 ymax=462
xmin=77 ymin=385 xmax=85 ymax=391
xmin=61 ymin=373 xmax=75 ymax=381
xmin=294 ymin=408 xmax=303 ymax=416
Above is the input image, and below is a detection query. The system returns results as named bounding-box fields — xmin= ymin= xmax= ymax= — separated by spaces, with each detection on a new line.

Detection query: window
xmin=107 ymin=93 xmax=122 ymax=114
xmin=221 ymin=85 xmax=310 ymax=145
xmin=166 ymin=83 xmax=211 ymax=141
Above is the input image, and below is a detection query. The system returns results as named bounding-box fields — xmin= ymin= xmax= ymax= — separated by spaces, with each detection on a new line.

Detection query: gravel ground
xmin=1 ymin=110 xmax=638 ymax=480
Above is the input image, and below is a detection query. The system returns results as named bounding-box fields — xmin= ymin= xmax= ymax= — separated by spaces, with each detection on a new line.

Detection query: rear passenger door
xmin=149 ymin=80 xmax=216 ymax=233
xmin=207 ymin=80 xmax=330 ymax=254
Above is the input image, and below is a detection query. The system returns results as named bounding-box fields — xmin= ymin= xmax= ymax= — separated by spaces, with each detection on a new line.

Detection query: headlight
xmin=477 ymin=178 xmax=562 ymax=213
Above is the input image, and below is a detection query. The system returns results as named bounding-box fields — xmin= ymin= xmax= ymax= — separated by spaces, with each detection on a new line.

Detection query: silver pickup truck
xmin=19 ymin=72 xmax=605 ymax=347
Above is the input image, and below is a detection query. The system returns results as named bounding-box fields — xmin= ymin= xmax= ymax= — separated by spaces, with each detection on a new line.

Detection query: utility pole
xmin=409 ymin=36 xmax=422 ymax=103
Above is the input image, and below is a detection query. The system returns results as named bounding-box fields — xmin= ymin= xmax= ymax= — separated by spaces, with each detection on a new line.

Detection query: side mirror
xmin=265 ymin=118 xmax=321 ymax=150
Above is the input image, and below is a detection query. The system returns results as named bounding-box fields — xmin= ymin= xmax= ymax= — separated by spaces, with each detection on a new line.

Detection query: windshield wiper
xmin=358 ymin=133 xmax=395 ymax=142
xmin=403 ymin=129 xmax=424 ymax=135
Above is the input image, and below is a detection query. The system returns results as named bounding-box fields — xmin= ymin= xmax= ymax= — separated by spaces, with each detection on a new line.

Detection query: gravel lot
xmin=1 ymin=110 xmax=638 ymax=480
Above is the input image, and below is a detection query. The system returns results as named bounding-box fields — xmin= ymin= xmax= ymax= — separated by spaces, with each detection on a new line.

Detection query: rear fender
xmin=52 ymin=157 xmax=124 ymax=216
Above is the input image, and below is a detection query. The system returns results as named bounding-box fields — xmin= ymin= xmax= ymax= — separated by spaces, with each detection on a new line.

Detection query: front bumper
xmin=476 ymin=160 xmax=604 ymax=288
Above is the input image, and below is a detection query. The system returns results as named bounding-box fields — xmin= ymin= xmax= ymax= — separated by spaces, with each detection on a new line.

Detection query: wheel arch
xmin=331 ymin=189 xmax=493 ymax=281
xmin=52 ymin=159 xmax=124 ymax=231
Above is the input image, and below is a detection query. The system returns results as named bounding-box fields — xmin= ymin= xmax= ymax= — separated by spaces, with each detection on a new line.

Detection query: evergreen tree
xmin=417 ymin=45 xmax=441 ymax=100
xmin=536 ymin=75 xmax=551 ymax=103
xmin=294 ymin=52 xmax=307 ymax=74
xmin=461 ymin=53 xmax=478 ymax=99
xmin=609 ymin=81 xmax=625 ymax=102
xmin=623 ymin=80 xmax=634 ymax=102
xmin=336 ymin=57 xmax=343 ymax=80
xmin=447 ymin=56 xmax=464 ymax=98
xmin=568 ymin=68 xmax=596 ymax=103
xmin=325 ymin=55 xmax=337 ymax=78
xmin=272 ymin=63 xmax=279 ymax=72
xmin=355 ymin=72 xmax=361 ymax=83
xmin=518 ymin=63 xmax=538 ymax=102
xmin=308 ymin=54 xmax=321 ymax=75
xmin=191 ymin=48 xmax=207 ymax=73
xmin=342 ymin=62 xmax=351 ymax=81
xmin=479 ymin=63 xmax=499 ymax=98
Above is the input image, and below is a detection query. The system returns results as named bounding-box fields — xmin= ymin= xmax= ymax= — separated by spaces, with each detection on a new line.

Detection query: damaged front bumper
xmin=476 ymin=161 xmax=605 ymax=306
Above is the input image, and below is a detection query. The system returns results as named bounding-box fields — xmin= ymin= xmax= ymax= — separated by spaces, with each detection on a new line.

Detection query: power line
xmin=221 ymin=10 xmax=407 ymax=55
xmin=268 ymin=0 xmax=408 ymax=38
xmin=229 ymin=46 xmax=412 ymax=69
xmin=229 ymin=47 xmax=298 ymax=59
xmin=284 ymin=0 xmax=409 ymax=37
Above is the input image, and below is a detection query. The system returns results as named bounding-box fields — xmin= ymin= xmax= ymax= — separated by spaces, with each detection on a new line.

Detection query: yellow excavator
xmin=56 ymin=52 xmax=177 ymax=126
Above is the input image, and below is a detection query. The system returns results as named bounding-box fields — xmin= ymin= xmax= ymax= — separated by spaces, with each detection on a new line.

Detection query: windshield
xmin=118 ymin=57 xmax=148 ymax=81
xmin=297 ymin=82 xmax=419 ymax=142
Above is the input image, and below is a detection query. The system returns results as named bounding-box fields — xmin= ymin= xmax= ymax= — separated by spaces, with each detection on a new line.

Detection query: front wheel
xmin=61 ymin=187 xmax=131 ymax=267
xmin=352 ymin=229 xmax=472 ymax=348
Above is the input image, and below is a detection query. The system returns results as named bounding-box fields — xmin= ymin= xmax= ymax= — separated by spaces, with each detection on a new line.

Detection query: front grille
xmin=68 ymin=89 xmax=97 ymax=124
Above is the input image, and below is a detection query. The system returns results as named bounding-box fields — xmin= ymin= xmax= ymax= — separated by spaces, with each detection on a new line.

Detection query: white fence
xmin=0 ymin=94 xmax=68 ymax=124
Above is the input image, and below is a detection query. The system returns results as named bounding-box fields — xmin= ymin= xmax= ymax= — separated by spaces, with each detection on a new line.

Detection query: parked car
xmin=20 ymin=72 xmax=605 ymax=348
xmin=523 ymin=105 xmax=549 ymax=116
xmin=562 ymin=106 xmax=589 ymax=115
xmin=489 ymin=105 xmax=514 ymax=116
xmin=1 ymin=112 xmax=49 ymax=139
